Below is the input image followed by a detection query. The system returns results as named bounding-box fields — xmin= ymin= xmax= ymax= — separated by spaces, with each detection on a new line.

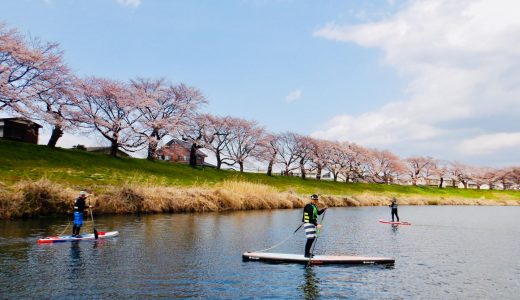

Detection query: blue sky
xmin=2 ymin=0 xmax=520 ymax=166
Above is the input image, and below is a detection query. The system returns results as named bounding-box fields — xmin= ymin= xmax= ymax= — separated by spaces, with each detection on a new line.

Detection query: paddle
xmin=307 ymin=209 xmax=327 ymax=268
xmin=88 ymin=197 xmax=98 ymax=240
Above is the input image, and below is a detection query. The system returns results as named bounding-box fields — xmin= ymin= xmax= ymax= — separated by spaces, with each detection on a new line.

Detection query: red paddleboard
xmin=378 ymin=219 xmax=411 ymax=225
xmin=37 ymin=231 xmax=119 ymax=243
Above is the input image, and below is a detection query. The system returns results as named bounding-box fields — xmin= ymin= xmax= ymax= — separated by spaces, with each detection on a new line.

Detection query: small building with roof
xmin=157 ymin=139 xmax=208 ymax=166
xmin=0 ymin=117 xmax=42 ymax=144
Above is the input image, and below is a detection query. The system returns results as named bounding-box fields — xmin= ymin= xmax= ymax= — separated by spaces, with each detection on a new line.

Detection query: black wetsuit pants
xmin=72 ymin=225 xmax=81 ymax=236
xmin=391 ymin=208 xmax=399 ymax=222
xmin=305 ymin=238 xmax=315 ymax=257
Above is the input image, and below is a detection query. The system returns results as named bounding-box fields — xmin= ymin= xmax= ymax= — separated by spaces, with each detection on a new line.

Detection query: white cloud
xmin=116 ymin=0 xmax=141 ymax=8
xmin=457 ymin=132 xmax=520 ymax=155
xmin=312 ymin=0 xmax=520 ymax=163
xmin=285 ymin=89 xmax=302 ymax=103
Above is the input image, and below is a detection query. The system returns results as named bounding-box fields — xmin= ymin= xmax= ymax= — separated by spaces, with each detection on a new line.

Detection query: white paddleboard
xmin=242 ymin=252 xmax=394 ymax=265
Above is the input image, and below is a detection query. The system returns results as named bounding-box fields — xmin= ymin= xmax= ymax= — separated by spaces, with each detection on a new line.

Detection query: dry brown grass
xmin=1 ymin=179 xmax=519 ymax=219
xmin=0 ymin=178 xmax=77 ymax=218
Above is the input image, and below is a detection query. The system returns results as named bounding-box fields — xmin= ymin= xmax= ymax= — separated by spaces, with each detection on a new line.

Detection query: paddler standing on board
xmin=389 ymin=197 xmax=399 ymax=222
xmin=72 ymin=191 xmax=91 ymax=237
xmin=303 ymin=194 xmax=327 ymax=258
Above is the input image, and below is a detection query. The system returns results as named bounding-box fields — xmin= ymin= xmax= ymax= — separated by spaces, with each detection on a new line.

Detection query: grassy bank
xmin=1 ymin=139 xmax=519 ymax=218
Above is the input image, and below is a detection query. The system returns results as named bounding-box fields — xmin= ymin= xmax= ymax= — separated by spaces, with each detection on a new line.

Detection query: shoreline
xmin=1 ymin=179 xmax=519 ymax=219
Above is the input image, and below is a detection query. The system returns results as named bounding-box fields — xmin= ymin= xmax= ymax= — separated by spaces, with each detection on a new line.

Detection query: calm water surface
xmin=1 ymin=206 xmax=519 ymax=299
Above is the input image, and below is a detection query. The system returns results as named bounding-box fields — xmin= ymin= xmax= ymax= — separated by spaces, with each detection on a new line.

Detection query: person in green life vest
xmin=302 ymin=194 xmax=327 ymax=258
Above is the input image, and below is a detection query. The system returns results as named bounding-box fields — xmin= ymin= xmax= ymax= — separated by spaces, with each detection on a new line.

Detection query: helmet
xmin=310 ymin=194 xmax=319 ymax=200
xmin=79 ymin=191 xmax=87 ymax=196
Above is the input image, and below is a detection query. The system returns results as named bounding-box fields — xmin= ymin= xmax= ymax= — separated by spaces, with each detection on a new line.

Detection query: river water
xmin=1 ymin=206 xmax=519 ymax=299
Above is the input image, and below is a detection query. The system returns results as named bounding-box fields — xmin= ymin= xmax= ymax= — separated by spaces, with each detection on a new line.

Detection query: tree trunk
xmin=110 ymin=140 xmax=118 ymax=157
xmin=147 ymin=130 xmax=159 ymax=161
xmin=316 ymin=165 xmax=322 ymax=180
xmin=267 ymin=160 xmax=273 ymax=176
xmin=216 ymin=152 xmax=222 ymax=169
xmin=189 ymin=143 xmax=198 ymax=167
xmin=300 ymin=158 xmax=306 ymax=180
xmin=239 ymin=161 xmax=244 ymax=172
xmin=439 ymin=177 xmax=444 ymax=188
xmin=333 ymin=173 xmax=338 ymax=182
xmin=47 ymin=126 xmax=63 ymax=148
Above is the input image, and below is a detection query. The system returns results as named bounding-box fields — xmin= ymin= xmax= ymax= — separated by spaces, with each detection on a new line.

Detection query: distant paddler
xmin=302 ymin=194 xmax=327 ymax=258
xmin=389 ymin=197 xmax=399 ymax=222
xmin=72 ymin=191 xmax=91 ymax=237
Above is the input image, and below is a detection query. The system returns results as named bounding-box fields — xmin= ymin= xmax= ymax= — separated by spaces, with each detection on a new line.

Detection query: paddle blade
xmin=94 ymin=228 xmax=99 ymax=240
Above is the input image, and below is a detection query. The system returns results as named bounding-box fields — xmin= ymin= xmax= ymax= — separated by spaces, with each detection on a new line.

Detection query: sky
xmin=1 ymin=0 xmax=519 ymax=167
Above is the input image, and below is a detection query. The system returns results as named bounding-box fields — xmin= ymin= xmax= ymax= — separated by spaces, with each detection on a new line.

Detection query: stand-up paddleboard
xmin=37 ymin=231 xmax=119 ymax=244
xmin=242 ymin=252 xmax=394 ymax=265
xmin=378 ymin=219 xmax=411 ymax=225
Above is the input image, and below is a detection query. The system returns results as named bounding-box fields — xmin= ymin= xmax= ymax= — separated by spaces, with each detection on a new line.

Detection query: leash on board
xmin=255 ymin=223 xmax=304 ymax=253
xmin=307 ymin=210 xmax=327 ymax=268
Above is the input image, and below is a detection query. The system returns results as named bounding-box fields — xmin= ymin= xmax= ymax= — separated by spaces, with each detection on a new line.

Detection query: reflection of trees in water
xmin=298 ymin=267 xmax=320 ymax=300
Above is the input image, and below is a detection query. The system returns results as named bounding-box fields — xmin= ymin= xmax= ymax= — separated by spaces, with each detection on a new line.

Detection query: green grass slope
xmin=1 ymin=139 xmax=519 ymax=200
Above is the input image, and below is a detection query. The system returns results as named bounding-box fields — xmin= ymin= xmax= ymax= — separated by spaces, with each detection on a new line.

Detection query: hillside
xmin=1 ymin=139 xmax=519 ymax=218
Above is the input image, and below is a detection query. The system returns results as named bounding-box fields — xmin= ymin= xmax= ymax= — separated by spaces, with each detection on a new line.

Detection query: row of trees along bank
xmin=1 ymin=22 xmax=519 ymax=190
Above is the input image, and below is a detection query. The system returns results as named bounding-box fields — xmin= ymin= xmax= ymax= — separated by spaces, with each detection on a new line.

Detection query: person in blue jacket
xmin=72 ymin=191 xmax=90 ymax=237
xmin=302 ymin=194 xmax=327 ymax=258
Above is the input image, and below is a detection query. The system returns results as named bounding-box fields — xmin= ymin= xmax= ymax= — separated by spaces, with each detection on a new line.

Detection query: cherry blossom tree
xmin=309 ymin=138 xmax=330 ymax=180
xmin=19 ymin=72 xmax=81 ymax=147
xmin=76 ymin=77 xmax=143 ymax=157
xmin=1 ymin=23 xmax=68 ymax=114
xmin=223 ymin=117 xmax=265 ymax=172
xmin=404 ymin=156 xmax=436 ymax=186
xmin=366 ymin=149 xmax=405 ymax=184
xmin=325 ymin=141 xmax=349 ymax=182
xmin=276 ymin=132 xmax=301 ymax=176
xmin=256 ymin=133 xmax=280 ymax=176
xmin=201 ymin=115 xmax=235 ymax=169
xmin=131 ymin=78 xmax=206 ymax=160
xmin=179 ymin=114 xmax=207 ymax=168
xmin=470 ymin=167 xmax=497 ymax=190
xmin=449 ymin=162 xmax=472 ymax=189
xmin=344 ymin=143 xmax=372 ymax=183
xmin=294 ymin=135 xmax=316 ymax=179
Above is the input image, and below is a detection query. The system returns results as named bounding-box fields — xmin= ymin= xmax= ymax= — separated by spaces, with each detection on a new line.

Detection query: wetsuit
xmin=72 ymin=197 xmax=86 ymax=236
xmin=302 ymin=203 xmax=325 ymax=257
xmin=390 ymin=201 xmax=399 ymax=222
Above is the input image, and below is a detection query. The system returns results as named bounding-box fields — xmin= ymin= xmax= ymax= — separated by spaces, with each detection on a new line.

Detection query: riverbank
xmin=1 ymin=140 xmax=520 ymax=219
xmin=1 ymin=178 xmax=519 ymax=219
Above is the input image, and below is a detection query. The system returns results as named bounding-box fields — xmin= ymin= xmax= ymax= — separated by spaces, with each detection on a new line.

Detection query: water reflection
xmin=68 ymin=242 xmax=86 ymax=281
xmin=1 ymin=207 xmax=519 ymax=299
xmin=298 ymin=267 xmax=320 ymax=300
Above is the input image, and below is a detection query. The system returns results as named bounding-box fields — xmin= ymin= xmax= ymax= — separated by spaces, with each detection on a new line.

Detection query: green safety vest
xmin=303 ymin=204 xmax=318 ymax=223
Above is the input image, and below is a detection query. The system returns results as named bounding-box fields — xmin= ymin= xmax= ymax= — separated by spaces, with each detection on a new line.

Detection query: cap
xmin=311 ymin=194 xmax=319 ymax=200
xmin=79 ymin=191 xmax=87 ymax=196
